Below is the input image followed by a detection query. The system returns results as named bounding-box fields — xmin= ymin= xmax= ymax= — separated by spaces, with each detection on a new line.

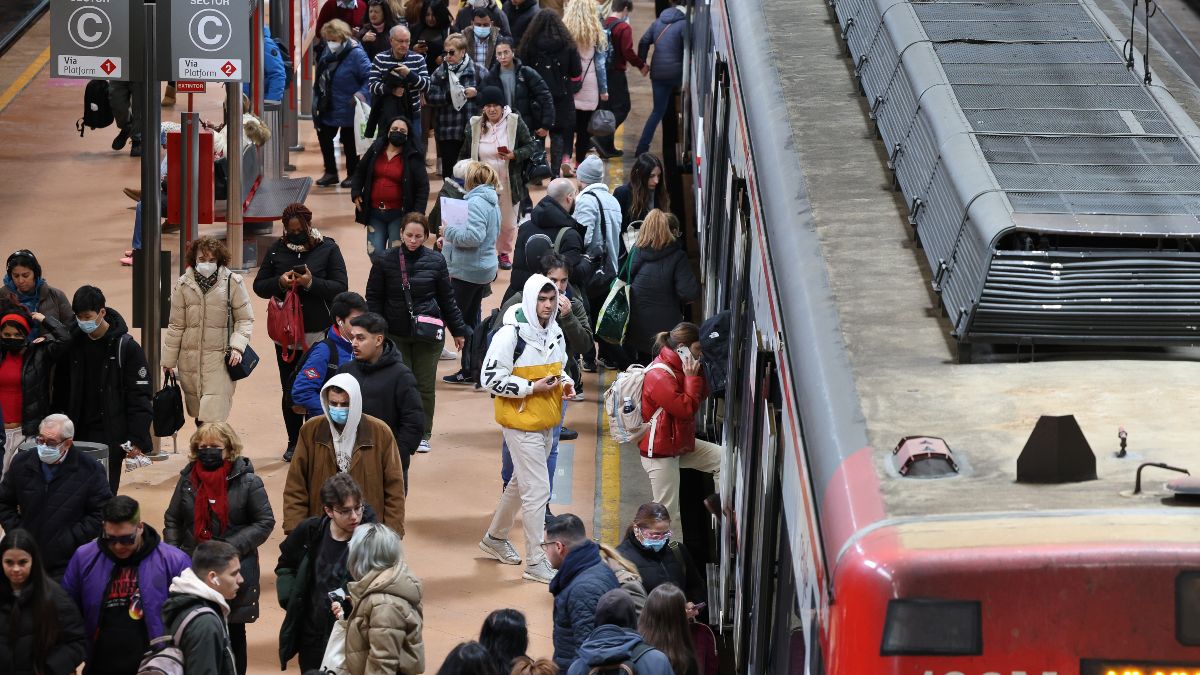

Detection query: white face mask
xmin=329 ymin=41 xmax=344 ymax=54
xmin=195 ymin=262 xmax=217 ymax=277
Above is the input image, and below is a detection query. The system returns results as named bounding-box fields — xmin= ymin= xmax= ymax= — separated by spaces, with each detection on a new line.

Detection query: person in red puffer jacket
xmin=637 ymin=322 xmax=721 ymax=537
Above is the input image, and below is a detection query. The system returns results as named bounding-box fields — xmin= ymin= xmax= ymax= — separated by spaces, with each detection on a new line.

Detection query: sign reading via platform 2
xmin=165 ymin=0 xmax=251 ymax=82
xmin=50 ymin=0 xmax=131 ymax=80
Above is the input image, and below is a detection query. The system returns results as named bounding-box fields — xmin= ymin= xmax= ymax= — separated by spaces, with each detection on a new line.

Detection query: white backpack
xmin=603 ymin=363 xmax=672 ymax=448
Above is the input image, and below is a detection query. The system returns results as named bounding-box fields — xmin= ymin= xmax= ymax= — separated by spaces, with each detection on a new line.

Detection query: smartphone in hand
xmin=498 ymin=145 xmax=510 ymax=155
xmin=292 ymin=264 xmax=308 ymax=275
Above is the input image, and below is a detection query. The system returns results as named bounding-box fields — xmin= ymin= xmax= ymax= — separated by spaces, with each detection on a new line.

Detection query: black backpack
xmin=464 ymin=308 xmax=526 ymax=387
xmin=698 ymin=310 xmax=730 ymax=396
xmin=77 ymin=80 xmax=114 ymax=137
xmin=587 ymin=643 xmax=654 ymax=675
xmin=271 ymin=37 xmax=296 ymax=89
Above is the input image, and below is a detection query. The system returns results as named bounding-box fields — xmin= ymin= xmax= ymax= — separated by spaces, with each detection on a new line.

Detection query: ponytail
xmin=653 ymin=322 xmax=700 ymax=354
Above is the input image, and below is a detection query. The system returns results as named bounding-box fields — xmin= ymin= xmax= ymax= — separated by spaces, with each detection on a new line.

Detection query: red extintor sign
xmin=176 ymin=81 xmax=207 ymax=93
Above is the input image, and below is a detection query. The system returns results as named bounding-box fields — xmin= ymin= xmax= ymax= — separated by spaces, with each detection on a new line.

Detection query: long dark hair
xmin=1 ymin=530 xmax=60 ymax=674
xmin=423 ymin=0 xmax=453 ymax=30
xmin=364 ymin=0 xmax=398 ymax=28
xmin=436 ymin=640 xmax=500 ymax=675
xmin=516 ymin=9 xmax=573 ymax=63
xmin=628 ymin=153 xmax=668 ymax=221
xmin=478 ymin=608 xmax=528 ymax=672
xmin=638 ymin=584 xmax=697 ymax=675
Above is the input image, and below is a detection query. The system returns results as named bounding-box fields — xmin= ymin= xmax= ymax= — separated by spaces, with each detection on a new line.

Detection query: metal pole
xmin=299 ymin=41 xmax=313 ymax=121
xmin=284 ymin=0 xmax=302 ymax=156
xmin=179 ymin=112 xmax=201 ymax=275
xmin=252 ymin=1 xmax=264 ymax=116
xmin=142 ymin=0 xmax=163 ymax=456
xmin=227 ymin=83 xmax=246 ymax=271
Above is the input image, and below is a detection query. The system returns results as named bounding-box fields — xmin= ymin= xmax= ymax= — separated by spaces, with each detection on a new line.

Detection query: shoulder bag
xmin=399 ymin=251 xmax=446 ymax=343
xmin=595 ymin=248 xmax=635 ymax=345
xmin=225 ymin=273 xmax=259 ymax=381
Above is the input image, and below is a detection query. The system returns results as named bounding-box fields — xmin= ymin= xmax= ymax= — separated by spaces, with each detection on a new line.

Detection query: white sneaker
xmin=479 ymin=535 xmax=522 ymax=565
xmin=570 ymin=391 xmax=585 ymax=402
xmin=417 ymin=439 xmax=432 ymax=453
xmin=522 ymin=559 xmax=557 ymax=584
xmin=440 ymin=347 xmax=457 ymax=360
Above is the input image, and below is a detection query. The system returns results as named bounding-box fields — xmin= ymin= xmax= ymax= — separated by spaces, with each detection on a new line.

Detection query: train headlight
xmin=1177 ymin=571 xmax=1200 ymax=646
xmin=880 ymin=599 xmax=982 ymax=656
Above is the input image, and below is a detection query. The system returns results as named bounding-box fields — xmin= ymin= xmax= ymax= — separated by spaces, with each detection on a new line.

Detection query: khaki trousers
xmin=639 ymin=439 xmax=723 ymax=537
xmin=488 ymin=426 xmax=554 ymax=566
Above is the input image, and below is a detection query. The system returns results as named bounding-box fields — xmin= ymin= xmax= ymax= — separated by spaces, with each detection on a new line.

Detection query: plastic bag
xmin=354 ymin=97 xmax=374 ymax=157
xmin=321 ymin=619 xmax=349 ymax=675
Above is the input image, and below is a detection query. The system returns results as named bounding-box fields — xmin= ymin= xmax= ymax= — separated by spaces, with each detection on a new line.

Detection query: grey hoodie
xmin=566 ymin=624 xmax=675 ymax=675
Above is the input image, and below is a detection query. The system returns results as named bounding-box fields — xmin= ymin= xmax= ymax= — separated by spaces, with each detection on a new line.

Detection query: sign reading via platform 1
xmin=161 ymin=0 xmax=251 ymax=82
xmin=50 ymin=0 xmax=131 ymax=80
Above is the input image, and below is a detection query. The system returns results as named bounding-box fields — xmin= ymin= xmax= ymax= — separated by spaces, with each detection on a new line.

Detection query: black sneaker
xmin=112 ymin=128 xmax=130 ymax=151
xmin=559 ymin=427 xmax=579 ymax=441
xmin=316 ymin=173 xmax=339 ymax=187
xmin=130 ymin=139 xmax=142 ymax=157
xmin=442 ymin=371 xmax=474 ymax=385
xmin=581 ymin=357 xmax=597 ymax=373
xmin=596 ymin=357 xmax=618 ymax=371
xmin=282 ymin=446 xmax=294 ymax=462
xmin=339 ymin=177 xmax=353 ymax=189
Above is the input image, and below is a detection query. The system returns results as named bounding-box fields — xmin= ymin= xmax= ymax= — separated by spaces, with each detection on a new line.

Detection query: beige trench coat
xmin=161 ymin=267 xmax=254 ymax=422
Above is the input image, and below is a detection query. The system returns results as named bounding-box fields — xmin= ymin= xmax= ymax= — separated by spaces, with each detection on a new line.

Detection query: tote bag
xmin=595 ymin=248 xmax=635 ymax=345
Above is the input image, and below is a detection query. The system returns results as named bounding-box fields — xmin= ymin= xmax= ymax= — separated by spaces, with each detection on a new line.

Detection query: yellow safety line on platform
xmin=0 ymin=47 xmax=50 ymax=116
xmin=597 ymin=369 xmax=623 ymax=546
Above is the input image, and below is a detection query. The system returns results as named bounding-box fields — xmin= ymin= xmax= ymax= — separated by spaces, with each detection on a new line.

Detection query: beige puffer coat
xmin=345 ymin=563 xmax=425 ymax=675
xmin=161 ymin=267 xmax=254 ymax=422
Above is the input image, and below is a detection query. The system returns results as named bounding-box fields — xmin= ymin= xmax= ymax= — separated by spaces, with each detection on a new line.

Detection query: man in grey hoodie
xmin=161 ymin=540 xmax=243 ymax=675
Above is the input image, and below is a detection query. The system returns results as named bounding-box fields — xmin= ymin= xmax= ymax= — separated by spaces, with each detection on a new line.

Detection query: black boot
xmin=316 ymin=173 xmax=339 ymax=187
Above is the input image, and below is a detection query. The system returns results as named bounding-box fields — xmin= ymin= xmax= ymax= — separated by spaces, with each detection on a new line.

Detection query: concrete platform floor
xmin=0 ymin=7 xmax=665 ymax=672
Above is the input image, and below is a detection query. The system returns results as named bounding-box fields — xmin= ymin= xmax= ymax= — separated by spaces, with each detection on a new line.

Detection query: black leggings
xmin=274 ymin=343 xmax=306 ymax=448
xmin=230 ymin=622 xmax=247 ymax=675
xmin=573 ymin=109 xmax=595 ymax=164
xmin=316 ymin=124 xmax=358 ymax=177
xmin=436 ymin=138 xmax=464 ymax=177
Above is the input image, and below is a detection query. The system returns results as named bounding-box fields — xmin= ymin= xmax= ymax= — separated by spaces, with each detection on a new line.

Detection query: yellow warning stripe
xmin=598 ymin=368 xmax=623 ymax=546
xmin=0 ymin=47 xmax=49 ymax=116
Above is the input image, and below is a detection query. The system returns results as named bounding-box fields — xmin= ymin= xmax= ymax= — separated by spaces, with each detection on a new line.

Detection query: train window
xmin=1177 ymin=571 xmax=1200 ymax=645
xmin=880 ymin=599 xmax=982 ymax=656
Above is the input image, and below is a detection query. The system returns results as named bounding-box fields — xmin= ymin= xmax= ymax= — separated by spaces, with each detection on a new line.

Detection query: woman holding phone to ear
xmin=636 ymin=322 xmax=720 ymax=539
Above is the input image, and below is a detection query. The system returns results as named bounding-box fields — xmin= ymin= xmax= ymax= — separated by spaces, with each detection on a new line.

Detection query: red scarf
xmin=189 ymin=461 xmax=231 ymax=543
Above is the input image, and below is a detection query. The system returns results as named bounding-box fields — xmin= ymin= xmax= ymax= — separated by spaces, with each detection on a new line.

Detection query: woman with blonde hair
xmin=442 ymin=161 xmax=502 ymax=384
xmin=340 ymin=524 xmax=425 ymax=675
xmin=162 ymin=236 xmax=255 ymax=425
xmin=163 ymin=422 xmax=275 ymax=675
xmin=624 ymin=209 xmax=700 ymax=364
xmin=562 ymin=0 xmax=608 ymax=167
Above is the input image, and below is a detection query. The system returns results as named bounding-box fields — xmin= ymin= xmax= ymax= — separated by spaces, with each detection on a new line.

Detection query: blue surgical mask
xmin=642 ymin=538 xmax=667 ymax=552
xmin=328 ymin=406 xmax=349 ymax=424
xmin=77 ymin=318 xmax=99 ymax=334
xmin=473 ymin=25 xmax=491 ymax=38
xmin=37 ymin=443 xmax=64 ymax=464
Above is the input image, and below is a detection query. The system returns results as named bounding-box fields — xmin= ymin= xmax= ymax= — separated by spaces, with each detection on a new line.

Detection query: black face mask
xmin=196 ymin=447 xmax=225 ymax=471
xmin=286 ymin=231 xmax=309 ymax=245
xmin=388 ymin=131 xmax=408 ymax=147
xmin=0 ymin=338 xmax=25 ymax=353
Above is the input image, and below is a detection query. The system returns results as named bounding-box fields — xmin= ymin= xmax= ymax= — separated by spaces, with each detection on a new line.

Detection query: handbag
xmin=588 ymin=109 xmax=617 ymax=137
xmin=398 ymin=250 xmax=446 ymax=343
xmin=320 ymin=619 xmax=349 ymax=675
xmin=152 ymin=371 xmax=185 ymax=438
xmin=268 ymin=284 xmax=308 ymax=363
xmin=583 ymin=193 xmax=613 ymax=297
xmin=523 ymin=146 xmax=552 ymax=184
xmin=595 ymin=248 xmax=635 ymax=345
xmin=225 ymin=274 xmax=259 ymax=381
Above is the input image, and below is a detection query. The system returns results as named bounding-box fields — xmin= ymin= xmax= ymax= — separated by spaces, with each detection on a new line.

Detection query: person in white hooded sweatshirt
xmin=478 ymin=273 xmax=575 ymax=584
xmin=160 ymin=540 xmax=243 ymax=675
xmin=283 ymin=373 xmax=407 ymax=535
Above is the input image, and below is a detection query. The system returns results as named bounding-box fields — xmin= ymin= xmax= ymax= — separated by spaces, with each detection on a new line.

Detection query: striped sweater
xmin=368 ymin=48 xmax=431 ymax=118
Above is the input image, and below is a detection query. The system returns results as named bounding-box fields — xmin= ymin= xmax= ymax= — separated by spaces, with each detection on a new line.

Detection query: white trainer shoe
xmin=522 ymin=559 xmax=557 ymax=584
xmin=440 ymin=347 xmax=457 ymax=360
xmin=479 ymin=535 xmax=522 ymax=565
xmin=417 ymin=440 xmax=432 ymax=453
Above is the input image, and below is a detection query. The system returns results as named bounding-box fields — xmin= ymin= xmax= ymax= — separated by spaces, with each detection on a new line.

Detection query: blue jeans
xmin=501 ymin=402 xmax=565 ymax=491
xmin=366 ymin=209 xmax=406 ymax=255
xmin=636 ymin=81 xmax=676 ymax=156
xmin=132 ymin=201 xmax=143 ymax=250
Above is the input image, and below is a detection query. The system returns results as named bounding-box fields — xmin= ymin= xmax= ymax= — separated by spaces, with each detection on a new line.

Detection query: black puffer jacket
xmin=483 ymin=57 xmax=556 ymax=131
xmin=341 ymin=340 xmax=426 ymax=456
xmin=162 ymin=456 xmax=276 ymax=624
xmin=616 ymin=530 xmax=706 ymax=604
xmin=0 ymin=578 xmax=87 ymax=675
xmin=504 ymin=0 xmax=540 ymax=45
xmin=504 ymin=197 xmax=592 ymax=302
xmin=625 ymin=241 xmax=700 ymax=355
xmin=55 ymin=307 xmax=153 ymax=456
xmin=520 ymin=31 xmax=581 ymax=132
xmin=0 ymin=446 xmax=111 ymax=578
xmin=350 ymin=135 xmax=431 ymax=225
xmin=253 ymin=236 xmax=350 ymax=335
xmin=366 ymin=245 xmax=470 ymax=339
xmin=7 ymin=315 xmax=71 ymax=436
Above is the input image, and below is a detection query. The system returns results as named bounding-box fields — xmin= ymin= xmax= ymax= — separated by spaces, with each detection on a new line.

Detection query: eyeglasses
xmin=332 ymin=504 xmax=364 ymax=517
xmin=444 ymin=48 xmax=457 ymax=55
xmin=538 ymin=540 xmax=562 ymax=550
xmin=637 ymin=527 xmax=673 ymax=541
xmin=35 ymin=436 xmax=68 ymax=449
xmin=102 ymin=532 xmax=138 ymax=546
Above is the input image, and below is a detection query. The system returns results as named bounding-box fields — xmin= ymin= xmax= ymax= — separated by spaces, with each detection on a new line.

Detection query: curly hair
xmin=189 ymin=422 xmax=245 ymax=461
xmin=563 ymin=0 xmax=607 ymax=51
xmin=517 ymin=9 xmax=573 ymax=63
xmin=185 ymin=236 xmax=231 ymax=271
xmin=281 ymin=203 xmax=313 ymax=228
